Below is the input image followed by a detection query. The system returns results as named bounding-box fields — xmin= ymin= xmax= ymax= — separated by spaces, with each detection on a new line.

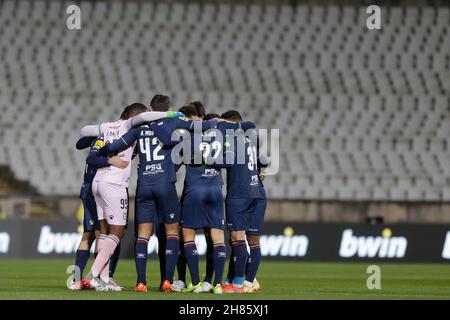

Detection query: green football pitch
xmin=0 ymin=259 xmax=449 ymax=300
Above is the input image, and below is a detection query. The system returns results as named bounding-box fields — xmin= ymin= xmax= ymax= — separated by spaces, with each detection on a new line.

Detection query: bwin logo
xmin=37 ymin=226 xmax=81 ymax=254
xmin=218 ymin=252 xmax=226 ymax=257
xmin=169 ymin=214 xmax=175 ymax=219
xmin=137 ymin=253 xmax=146 ymax=259
xmin=339 ymin=229 xmax=407 ymax=259
xmin=260 ymin=234 xmax=309 ymax=257
xmin=166 ymin=249 xmax=173 ymax=255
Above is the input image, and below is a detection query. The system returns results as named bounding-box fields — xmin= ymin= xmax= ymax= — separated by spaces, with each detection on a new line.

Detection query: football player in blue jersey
xmin=210 ymin=110 xmax=264 ymax=294
xmin=98 ymin=95 xmax=216 ymax=292
xmin=68 ymin=137 xmax=129 ymax=290
xmin=175 ymin=104 xmax=218 ymax=293
xmin=220 ymin=113 xmax=270 ymax=293
xmin=182 ymin=109 xmax=255 ymax=293
xmin=175 ymin=105 xmax=227 ymax=294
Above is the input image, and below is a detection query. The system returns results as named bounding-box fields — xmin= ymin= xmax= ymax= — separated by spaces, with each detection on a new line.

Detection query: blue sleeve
xmin=76 ymin=137 xmax=96 ymax=150
xmin=86 ymin=150 xmax=109 ymax=167
xmin=201 ymin=119 xmax=218 ymax=131
xmin=103 ymin=127 xmax=139 ymax=155
xmin=240 ymin=121 xmax=256 ymax=131
xmin=86 ymin=139 xmax=109 ymax=167
xmin=153 ymin=119 xmax=217 ymax=146
xmin=151 ymin=119 xmax=184 ymax=146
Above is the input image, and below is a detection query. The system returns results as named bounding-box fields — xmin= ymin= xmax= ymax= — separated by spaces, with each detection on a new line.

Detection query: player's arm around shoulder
xmin=75 ymin=136 xmax=96 ymax=150
xmin=79 ymin=122 xmax=114 ymax=137
xmin=101 ymin=127 xmax=140 ymax=156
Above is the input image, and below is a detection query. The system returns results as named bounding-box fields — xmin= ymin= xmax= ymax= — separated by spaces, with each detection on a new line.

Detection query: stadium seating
xmin=0 ymin=1 xmax=449 ymax=201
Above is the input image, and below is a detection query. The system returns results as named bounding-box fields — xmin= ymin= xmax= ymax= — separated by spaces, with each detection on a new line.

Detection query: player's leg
xmin=227 ymin=230 xmax=247 ymax=293
xmin=134 ymin=187 xmax=155 ymax=291
xmin=179 ymin=187 xmax=202 ymax=292
xmin=176 ymin=226 xmax=187 ymax=286
xmin=244 ymin=235 xmax=261 ymax=292
xmin=95 ymin=223 xmax=124 ymax=290
xmin=224 ymin=236 xmax=234 ymax=285
xmin=82 ymin=181 xmax=106 ymax=289
xmin=200 ymin=187 xmax=226 ymax=294
xmin=88 ymin=183 xmax=127 ymax=290
xmin=210 ymin=228 xmax=226 ymax=294
xmin=109 ymin=188 xmax=127 ymax=285
xmin=70 ymin=231 xmax=95 ymax=290
xmin=135 ymin=223 xmax=153 ymax=291
xmin=157 ymin=183 xmax=181 ymax=292
xmin=176 ymin=192 xmax=187 ymax=287
xmin=70 ymin=194 xmax=98 ymax=289
xmin=202 ymin=228 xmax=214 ymax=285
xmin=182 ymin=227 xmax=201 ymax=292
xmin=224 ymin=198 xmax=252 ymax=293
xmin=109 ymin=242 xmax=121 ymax=278
xmin=244 ymin=198 xmax=266 ymax=292
xmin=154 ymin=217 xmax=167 ymax=286
xmin=109 ymin=188 xmax=127 ymax=283
xmin=161 ymin=222 xmax=181 ymax=291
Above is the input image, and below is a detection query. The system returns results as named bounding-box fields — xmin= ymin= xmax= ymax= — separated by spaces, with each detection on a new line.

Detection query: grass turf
xmin=0 ymin=259 xmax=449 ymax=300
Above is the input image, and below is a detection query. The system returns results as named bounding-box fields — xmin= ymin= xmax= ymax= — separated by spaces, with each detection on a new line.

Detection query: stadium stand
xmin=0 ymin=0 xmax=449 ymax=202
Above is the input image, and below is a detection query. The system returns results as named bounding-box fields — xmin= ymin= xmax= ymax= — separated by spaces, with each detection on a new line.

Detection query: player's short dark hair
xmin=150 ymin=94 xmax=171 ymax=111
xmin=190 ymin=101 xmax=206 ymax=119
xmin=120 ymin=103 xmax=148 ymax=120
xmin=204 ymin=113 xmax=220 ymax=121
xmin=179 ymin=105 xmax=198 ymax=118
xmin=221 ymin=110 xmax=242 ymax=122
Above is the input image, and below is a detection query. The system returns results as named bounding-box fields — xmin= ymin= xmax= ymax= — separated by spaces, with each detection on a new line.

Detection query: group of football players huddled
xmin=69 ymin=95 xmax=268 ymax=294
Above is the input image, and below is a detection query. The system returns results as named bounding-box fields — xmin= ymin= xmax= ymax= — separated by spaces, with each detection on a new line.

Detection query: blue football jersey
xmin=204 ymin=121 xmax=262 ymax=199
xmin=225 ymin=132 xmax=264 ymax=199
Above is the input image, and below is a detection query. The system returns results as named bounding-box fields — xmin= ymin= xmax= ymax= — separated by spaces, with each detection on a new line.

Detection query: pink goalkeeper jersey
xmin=94 ymin=119 xmax=134 ymax=187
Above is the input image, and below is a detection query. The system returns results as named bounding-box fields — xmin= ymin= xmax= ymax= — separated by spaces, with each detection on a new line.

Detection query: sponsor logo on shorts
xmin=169 ymin=214 xmax=175 ymax=219
xmin=202 ymin=168 xmax=220 ymax=178
xmin=250 ymin=175 xmax=259 ymax=186
xmin=136 ymin=253 xmax=146 ymax=259
xmin=88 ymin=219 xmax=94 ymax=226
xmin=144 ymin=164 xmax=164 ymax=175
